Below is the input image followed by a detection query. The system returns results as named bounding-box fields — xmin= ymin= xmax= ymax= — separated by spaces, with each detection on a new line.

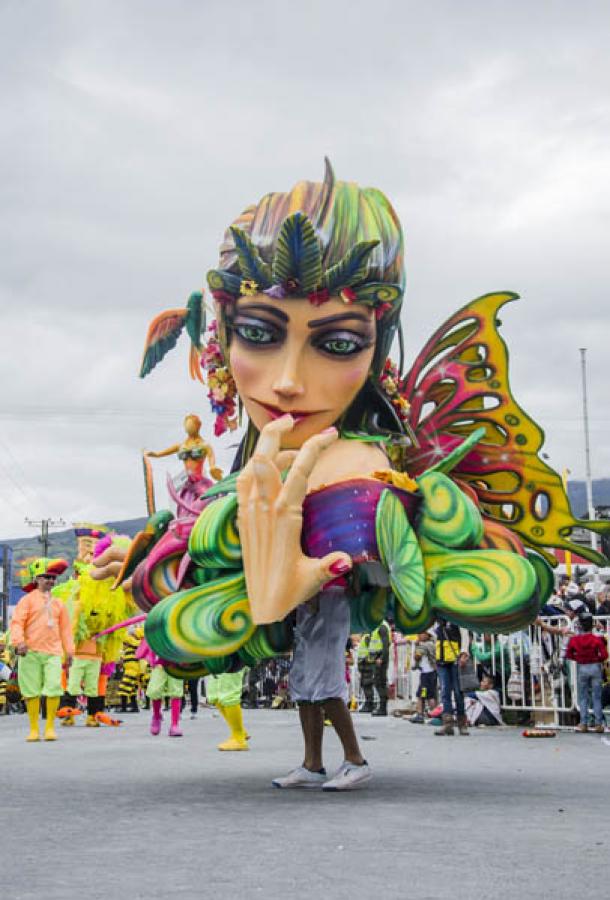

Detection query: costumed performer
xmin=82 ymin=532 xmax=136 ymax=723
xmin=10 ymin=558 xmax=73 ymax=742
xmin=134 ymin=161 xmax=608 ymax=792
xmin=117 ymin=626 xmax=143 ymax=714
xmin=64 ymin=625 xmax=103 ymax=727
xmin=205 ymin=671 xmax=249 ymax=751
xmin=57 ymin=530 xmax=135 ymax=726
xmin=0 ymin=631 xmax=15 ymax=714
xmin=136 ymin=637 xmax=184 ymax=737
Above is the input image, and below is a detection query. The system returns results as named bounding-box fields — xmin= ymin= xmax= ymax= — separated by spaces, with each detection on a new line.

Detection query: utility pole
xmin=578 ymin=349 xmax=597 ymax=553
xmin=24 ymin=517 xmax=66 ymax=557
xmin=561 ymin=468 xmax=572 ymax=580
xmin=579 ymin=348 xmax=600 ymax=592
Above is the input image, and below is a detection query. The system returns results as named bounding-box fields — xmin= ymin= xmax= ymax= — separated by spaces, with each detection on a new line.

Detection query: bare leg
xmin=299 ymin=703 xmax=324 ymax=771
xmin=323 ymin=698 xmax=365 ymax=766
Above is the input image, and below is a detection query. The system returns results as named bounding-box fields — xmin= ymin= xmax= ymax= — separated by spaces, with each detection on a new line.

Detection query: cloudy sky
xmin=1 ymin=0 xmax=609 ymax=541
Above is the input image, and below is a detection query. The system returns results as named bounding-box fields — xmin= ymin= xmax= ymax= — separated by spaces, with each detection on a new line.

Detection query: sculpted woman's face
xmin=228 ymin=293 xmax=376 ymax=448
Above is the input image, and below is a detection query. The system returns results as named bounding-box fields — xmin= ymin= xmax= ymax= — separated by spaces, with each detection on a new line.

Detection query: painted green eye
xmin=235 ymin=324 xmax=276 ymax=344
xmin=318 ymin=333 xmax=368 ymax=356
xmin=323 ymin=338 xmax=359 ymax=354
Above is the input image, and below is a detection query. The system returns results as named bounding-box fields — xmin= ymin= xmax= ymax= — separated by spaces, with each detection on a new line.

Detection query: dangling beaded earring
xmin=378 ymin=358 xmax=410 ymax=426
xmin=200 ymin=320 xmax=238 ymax=437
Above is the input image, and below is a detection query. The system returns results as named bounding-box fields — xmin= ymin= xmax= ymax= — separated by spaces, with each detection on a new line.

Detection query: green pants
xmin=146 ymin=665 xmax=184 ymax=700
xmin=68 ymin=657 xmax=102 ymax=697
xmin=18 ymin=651 xmax=63 ymax=698
xmin=205 ymin=671 xmax=244 ymax=707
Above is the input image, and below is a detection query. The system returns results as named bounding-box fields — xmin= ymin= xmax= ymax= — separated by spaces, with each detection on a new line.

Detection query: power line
xmin=0 ymin=437 xmax=40 ymax=502
xmin=24 ymin=517 xmax=67 ymax=558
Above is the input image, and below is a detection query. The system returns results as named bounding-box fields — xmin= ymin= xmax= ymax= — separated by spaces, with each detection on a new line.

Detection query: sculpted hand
xmin=236 ymin=416 xmax=352 ymax=625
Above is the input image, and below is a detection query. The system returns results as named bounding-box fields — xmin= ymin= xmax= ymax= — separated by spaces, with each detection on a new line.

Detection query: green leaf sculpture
xmin=376 ymin=489 xmax=427 ymax=621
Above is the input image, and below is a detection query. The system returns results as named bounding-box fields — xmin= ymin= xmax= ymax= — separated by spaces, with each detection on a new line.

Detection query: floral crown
xmin=207 ymin=211 xmax=402 ymax=320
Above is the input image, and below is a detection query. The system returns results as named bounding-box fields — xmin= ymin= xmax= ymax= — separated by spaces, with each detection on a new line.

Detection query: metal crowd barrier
xmin=351 ymin=616 xmax=610 ymax=723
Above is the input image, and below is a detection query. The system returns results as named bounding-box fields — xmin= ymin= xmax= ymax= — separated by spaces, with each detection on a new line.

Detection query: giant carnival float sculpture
xmin=118 ymin=160 xmax=607 ymax=689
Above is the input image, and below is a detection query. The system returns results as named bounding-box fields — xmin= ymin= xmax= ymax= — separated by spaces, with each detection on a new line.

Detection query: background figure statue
xmin=143 ymin=414 xmax=223 ymax=517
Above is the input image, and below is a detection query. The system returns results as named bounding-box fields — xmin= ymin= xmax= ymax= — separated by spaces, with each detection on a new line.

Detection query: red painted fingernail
xmin=329 ymin=559 xmax=351 ymax=576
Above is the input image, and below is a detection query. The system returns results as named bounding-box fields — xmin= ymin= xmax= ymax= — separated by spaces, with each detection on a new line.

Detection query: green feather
xmin=185 ymin=292 xmax=205 ymax=347
xmin=272 ymin=212 xmax=323 ymax=293
xmin=140 ymin=331 xmax=182 ymax=378
xmin=323 ymin=240 xmax=379 ymax=291
xmin=229 ymin=227 xmax=273 ymax=287
xmin=206 ymin=269 xmax=242 ymax=296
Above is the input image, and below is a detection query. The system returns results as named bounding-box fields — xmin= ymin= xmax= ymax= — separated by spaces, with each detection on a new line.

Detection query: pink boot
xmin=169 ymin=698 xmax=182 ymax=737
xmin=150 ymin=699 xmax=162 ymax=736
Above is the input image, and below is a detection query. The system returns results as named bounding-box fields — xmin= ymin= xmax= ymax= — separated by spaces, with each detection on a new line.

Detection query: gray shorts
xmin=289 ymin=590 xmax=350 ymax=704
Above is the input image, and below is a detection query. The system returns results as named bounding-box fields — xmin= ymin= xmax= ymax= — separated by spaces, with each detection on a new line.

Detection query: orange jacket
xmin=9 ymin=589 xmax=75 ymax=657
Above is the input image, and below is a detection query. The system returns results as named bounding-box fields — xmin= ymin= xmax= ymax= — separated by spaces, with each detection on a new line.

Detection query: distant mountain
xmin=1 ymin=517 xmax=147 ymax=581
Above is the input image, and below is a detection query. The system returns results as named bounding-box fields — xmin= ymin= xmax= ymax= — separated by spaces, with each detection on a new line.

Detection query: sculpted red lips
xmin=254 ymin=400 xmax=325 ymax=424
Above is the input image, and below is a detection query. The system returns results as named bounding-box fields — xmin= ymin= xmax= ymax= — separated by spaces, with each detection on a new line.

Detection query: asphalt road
xmin=1 ymin=708 xmax=607 ymax=899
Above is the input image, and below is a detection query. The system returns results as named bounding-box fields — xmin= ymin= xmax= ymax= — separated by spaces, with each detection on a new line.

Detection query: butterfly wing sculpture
xmin=139 ymin=292 xmax=205 ymax=382
xmin=402 ymin=292 xmax=608 ymax=565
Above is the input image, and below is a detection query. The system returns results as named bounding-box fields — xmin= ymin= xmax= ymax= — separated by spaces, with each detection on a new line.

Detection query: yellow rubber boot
xmin=25 ymin=697 xmax=41 ymax=742
xmin=61 ymin=714 xmax=75 ymax=727
xmin=44 ymin=696 xmax=60 ymax=741
xmin=217 ymin=704 xmax=249 ymax=751
xmin=217 ymin=703 xmax=251 ymax=741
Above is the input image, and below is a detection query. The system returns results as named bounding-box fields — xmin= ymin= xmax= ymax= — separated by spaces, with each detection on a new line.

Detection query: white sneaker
xmin=272 ymin=767 xmax=327 ymax=789
xmin=190 ymin=712 xmax=197 ymax=720
xmin=322 ymin=761 xmax=372 ymax=792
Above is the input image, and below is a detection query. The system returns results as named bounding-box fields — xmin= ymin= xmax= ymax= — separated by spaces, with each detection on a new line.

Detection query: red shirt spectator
xmin=565 ymin=632 xmax=608 ymax=665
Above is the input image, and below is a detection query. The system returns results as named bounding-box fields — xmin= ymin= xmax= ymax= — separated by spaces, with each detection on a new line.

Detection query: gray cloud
xmin=1 ymin=0 xmax=609 ymax=538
